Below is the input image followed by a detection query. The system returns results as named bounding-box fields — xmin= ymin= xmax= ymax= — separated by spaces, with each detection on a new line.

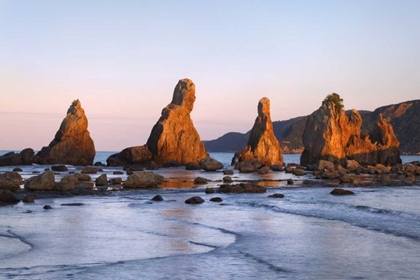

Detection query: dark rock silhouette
xmin=106 ymin=146 xmax=152 ymax=167
xmin=36 ymin=100 xmax=95 ymax=166
xmin=0 ymin=148 xmax=35 ymax=166
xmin=146 ymin=79 xmax=209 ymax=164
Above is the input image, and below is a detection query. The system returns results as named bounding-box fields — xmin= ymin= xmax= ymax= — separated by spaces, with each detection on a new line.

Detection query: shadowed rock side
xmin=146 ymin=79 xmax=209 ymax=164
xmin=107 ymin=146 xmax=152 ymax=166
xmin=36 ymin=100 xmax=96 ymax=166
xmin=300 ymin=96 xmax=401 ymax=166
xmin=233 ymin=97 xmax=284 ymax=166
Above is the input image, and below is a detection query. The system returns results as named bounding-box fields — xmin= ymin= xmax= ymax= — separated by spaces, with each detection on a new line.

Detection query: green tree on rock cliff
xmin=323 ymin=93 xmax=344 ymax=113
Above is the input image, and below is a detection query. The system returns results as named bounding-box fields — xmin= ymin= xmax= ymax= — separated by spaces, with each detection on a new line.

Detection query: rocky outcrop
xmin=146 ymin=79 xmax=209 ymax=165
xmin=300 ymin=94 xmax=401 ymax=166
xmin=232 ymin=97 xmax=284 ymax=166
xmin=199 ymin=157 xmax=223 ymax=171
xmin=24 ymin=171 xmax=55 ymax=190
xmin=123 ymin=171 xmax=164 ymax=188
xmin=36 ymin=100 xmax=95 ymax=166
xmin=106 ymin=146 xmax=152 ymax=167
xmin=0 ymin=148 xmax=35 ymax=166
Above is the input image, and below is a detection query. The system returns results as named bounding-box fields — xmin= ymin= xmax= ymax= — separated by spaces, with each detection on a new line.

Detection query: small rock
xmin=61 ymin=203 xmax=85 ymax=206
xmin=95 ymin=174 xmax=108 ymax=186
xmin=23 ymin=194 xmax=36 ymax=203
xmin=113 ymin=171 xmax=124 ymax=175
xmin=185 ymin=196 xmax=204 ymax=204
xmin=287 ymin=179 xmax=294 ymax=185
xmin=205 ymin=187 xmax=215 ymax=194
xmin=151 ymin=195 xmax=163 ymax=201
xmin=268 ymin=193 xmax=284 ymax=198
xmin=186 ymin=162 xmax=202 ymax=170
xmin=0 ymin=190 xmax=20 ymax=204
xmin=330 ymin=188 xmax=355 ymax=195
xmin=258 ymin=166 xmax=270 ymax=174
xmin=81 ymin=166 xmax=99 ymax=174
xmin=271 ymin=165 xmax=284 ymax=171
xmin=12 ymin=168 xmax=23 ymax=172
xmin=199 ymin=157 xmax=224 ymax=171
xmin=43 ymin=205 xmax=52 ymax=210
xmin=210 ymin=197 xmax=223 ymax=202
xmin=292 ymin=168 xmax=305 ymax=176
xmin=75 ymin=173 xmax=91 ymax=181
xmin=222 ymin=170 xmax=234 ymax=175
xmin=109 ymin=177 xmax=122 ymax=185
xmin=51 ymin=165 xmax=68 ymax=172
xmin=194 ymin=177 xmax=208 ymax=184
xmin=223 ymin=176 xmax=232 ymax=183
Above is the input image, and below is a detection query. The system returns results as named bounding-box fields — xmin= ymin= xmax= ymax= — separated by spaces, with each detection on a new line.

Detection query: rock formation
xmin=106 ymin=146 xmax=152 ymax=167
xmin=300 ymin=94 xmax=401 ymax=166
xmin=232 ymin=97 xmax=284 ymax=166
xmin=0 ymin=148 xmax=35 ymax=166
xmin=146 ymin=79 xmax=209 ymax=164
xmin=36 ymin=100 xmax=95 ymax=166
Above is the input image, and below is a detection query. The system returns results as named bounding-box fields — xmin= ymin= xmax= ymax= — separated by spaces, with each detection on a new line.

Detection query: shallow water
xmin=1 ymin=151 xmax=420 ymax=279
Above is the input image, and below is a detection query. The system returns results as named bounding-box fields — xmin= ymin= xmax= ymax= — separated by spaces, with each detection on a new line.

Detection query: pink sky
xmin=1 ymin=1 xmax=419 ymax=151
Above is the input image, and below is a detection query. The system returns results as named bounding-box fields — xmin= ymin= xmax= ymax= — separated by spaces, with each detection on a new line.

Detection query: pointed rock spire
xmin=36 ymin=99 xmax=96 ymax=165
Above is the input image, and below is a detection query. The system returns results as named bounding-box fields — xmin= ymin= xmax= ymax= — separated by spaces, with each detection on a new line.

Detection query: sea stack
xmin=146 ymin=79 xmax=209 ymax=165
xmin=300 ymin=93 xmax=401 ymax=166
xmin=233 ymin=97 xmax=284 ymax=166
xmin=36 ymin=99 xmax=96 ymax=166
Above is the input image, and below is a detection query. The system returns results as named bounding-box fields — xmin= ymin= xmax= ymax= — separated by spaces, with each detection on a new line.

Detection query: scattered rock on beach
xmin=95 ymin=174 xmax=108 ymax=186
xmin=24 ymin=171 xmax=55 ymax=190
xmin=205 ymin=187 xmax=215 ymax=194
xmin=185 ymin=196 xmax=204 ymax=204
xmin=0 ymin=190 xmax=20 ymax=204
xmin=287 ymin=179 xmax=294 ymax=185
xmin=109 ymin=177 xmax=122 ymax=185
xmin=258 ymin=166 xmax=270 ymax=174
xmin=330 ymin=188 xmax=355 ymax=195
xmin=186 ymin=162 xmax=202 ymax=170
xmin=0 ymin=178 xmax=20 ymax=191
xmin=13 ymin=168 xmax=23 ymax=172
xmin=199 ymin=157 xmax=223 ymax=171
xmin=210 ymin=197 xmax=223 ymax=202
xmin=268 ymin=193 xmax=284 ymax=198
xmin=43 ymin=205 xmax=52 ymax=210
xmin=81 ymin=166 xmax=99 ymax=174
xmin=219 ymin=182 xmax=266 ymax=194
xmin=23 ymin=194 xmax=36 ymax=203
xmin=151 ymin=195 xmax=163 ymax=201
xmin=194 ymin=177 xmax=208 ymax=184
xmin=223 ymin=176 xmax=232 ymax=183
xmin=123 ymin=171 xmax=164 ymax=188
xmin=222 ymin=170 xmax=234 ymax=175
xmin=51 ymin=165 xmax=68 ymax=172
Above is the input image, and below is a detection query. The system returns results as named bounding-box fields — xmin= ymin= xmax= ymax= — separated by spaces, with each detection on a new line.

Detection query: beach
xmin=1 ymin=152 xmax=420 ymax=279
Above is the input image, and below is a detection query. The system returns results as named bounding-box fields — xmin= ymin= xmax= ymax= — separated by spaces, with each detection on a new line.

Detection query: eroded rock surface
xmin=146 ymin=79 xmax=209 ymax=165
xmin=300 ymin=95 xmax=401 ymax=166
xmin=36 ymin=100 xmax=95 ymax=166
xmin=232 ymin=97 xmax=284 ymax=166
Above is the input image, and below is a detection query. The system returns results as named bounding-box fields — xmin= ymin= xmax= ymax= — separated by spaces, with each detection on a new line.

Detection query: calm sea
xmin=0 ymin=150 xmax=420 ymax=279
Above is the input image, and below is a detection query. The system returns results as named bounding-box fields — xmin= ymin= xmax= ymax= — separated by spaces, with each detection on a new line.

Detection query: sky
xmin=1 ymin=0 xmax=419 ymax=151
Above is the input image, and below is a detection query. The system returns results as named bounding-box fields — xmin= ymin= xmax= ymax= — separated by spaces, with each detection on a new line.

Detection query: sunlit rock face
xmin=300 ymin=98 xmax=401 ymax=166
xmin=146 ymin=79 xmax=209 ymax=165
xmin=233 ymin=97 xmax=284 ymax=166
xmin=36 ymin=100 xmax=96 ymax=166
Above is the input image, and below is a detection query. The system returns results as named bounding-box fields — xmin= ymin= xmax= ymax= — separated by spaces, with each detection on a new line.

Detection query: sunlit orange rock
xmin=300 ymin=95 xmax=401 ymax=166
xmin=36 ymin=100 xmax=95 ymax=165
xmin=232 ymin=97 xmax=284 ymax=166
xmin=146 ymin=79 xmax=209 ymax=164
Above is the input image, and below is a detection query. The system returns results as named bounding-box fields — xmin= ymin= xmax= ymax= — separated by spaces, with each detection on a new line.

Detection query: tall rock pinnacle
xmin=146 ymin=79 xmax=209 ymax=164
xmin=233 ymin=97 xmax=284 ymax=166
xmin=36 ymin=99 xmax=96 ymax=165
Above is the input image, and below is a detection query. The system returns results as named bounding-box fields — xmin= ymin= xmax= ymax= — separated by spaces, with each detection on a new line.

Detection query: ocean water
xmin=0 ymin=151 xmax=420 ymax=279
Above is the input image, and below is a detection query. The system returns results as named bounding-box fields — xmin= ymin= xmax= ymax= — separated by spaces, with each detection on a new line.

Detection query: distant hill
xmin=204 ymin=100 xmax=420 ymax=155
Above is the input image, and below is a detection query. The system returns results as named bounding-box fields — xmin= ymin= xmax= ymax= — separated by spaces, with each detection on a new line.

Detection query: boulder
xmin=0 ymin=190 xmax=20 ymax=204
xmin=205 ymin=187 xmax=215 ymax=194
xmin=258 ymin=166 xmax=270 ymax=174
xmin=185 ymin=196 xmax=204 ymax=204
xmin=0 ymin=178 xmax=20 ymax=191
xmin=0 ymin=148 xmax=35 ymax=166
xmin=24 ymin=171 xmax=55 ymax=190
xmin=219 ymin=184 xmax=245 ymax=194
xmin=186 ymin=162 xmax=202 ymax=170
xmin=109 ymin=177 xmax=122 ymax=185
xmin=151 ymin=195 xmax=164 ymax=201
xmin=271 ymin=165 xmax=284 ymax=171
xmin=300 ymin=94 xmax=401 ymax=166
xmin=75 ymin=173 xmax=91 ymax=181
xmin=219 ymin=183 xmax=266 ymax=194
xmin=199 ymin=157 xmax=223 ymax=171
xmin=54 ymin=181 xmax=75 ymax=191
xmin=313 ymin=160 xmax=335 ymax=171
xmin=43 ymin=205 xmax=52 ymax=210
xmin=23 ymin=194 xmax=36 ymax=203
xmin=13 ymin=168 xmax=23 ymax=172
xmin=81 ymin=166 xmax=99 ymax=174
xmin=95 ymin=174 xmax=108 ymax=186
xmin=36 ymin=100 xmax=95 ymax=165
xmin=222 ymin=170 xmax=234 ymax=175
xmin=194 ymin=177 xmax=208 ymax=184
xmin=321 ymin=171 xmax=340 ymax=179
xmin=51 ymin=165 xmax=68 ymax=172
xmin=330 ymin=188 xmax=355 ymax=195
xmin=242 ymin=183 xmax=266 ymax=193
xmin=0 ymin=171 xmax=22 ymax=186
xmin=223 ymin=176 xmax=232 ymax=183
xmin=287 ymin=179 xmax=294 ymax=185
xmin=238 ymin=161 xmax=255 ymax=173
xmin=146 ymin=79 xmax=209 ymax=164
xmin=106 ymin=146 xmax=152 ymax=167
xmin=123 ymin=171 xmax=164 ymax=188
xmin=268 ymin=193 xmax=284 ymax=198
xmin=292 ymin=168 xmax=305 ymax=176
xmin=232 ymin=97 xmax=284 ymax=166
xmin=210 ymin=197 xmax=223 ymax=202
